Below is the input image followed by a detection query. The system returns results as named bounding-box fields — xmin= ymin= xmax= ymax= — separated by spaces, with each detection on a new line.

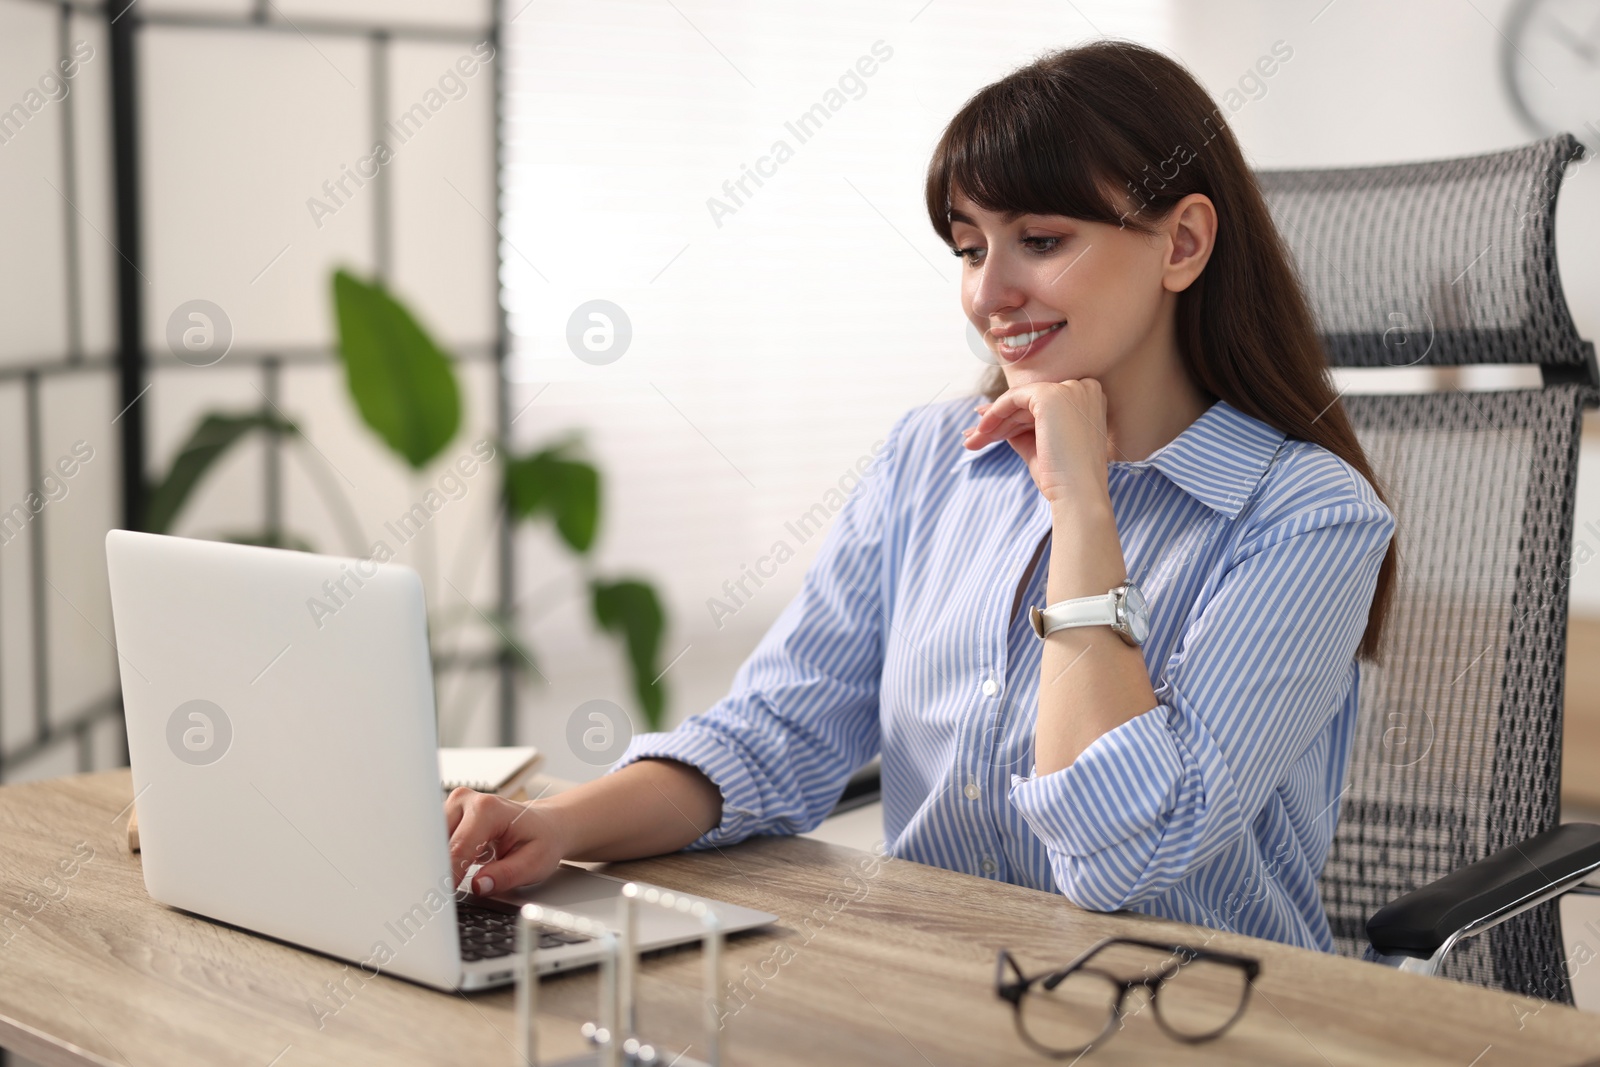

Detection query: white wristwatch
xmin=1029 ymin=581 xmax=1149 ymax=646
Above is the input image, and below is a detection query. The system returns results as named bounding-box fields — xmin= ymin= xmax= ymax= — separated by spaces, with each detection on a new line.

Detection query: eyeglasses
xmin=996 ymin=936 xmax=1261 ymax=1058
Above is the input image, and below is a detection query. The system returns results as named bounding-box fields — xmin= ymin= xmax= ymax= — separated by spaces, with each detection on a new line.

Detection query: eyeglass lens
xmin=1153 ymin=954 xmax=1251 ymax=1040
xmin=1020 ymin=966 xmax=1122 ymax=1051
xmin=1019 ymin=942 xmax=1250 ymax=1054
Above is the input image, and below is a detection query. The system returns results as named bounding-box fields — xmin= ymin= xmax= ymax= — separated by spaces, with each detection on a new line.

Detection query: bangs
xmin=924 ymin=71 xmax=1134 ymax=245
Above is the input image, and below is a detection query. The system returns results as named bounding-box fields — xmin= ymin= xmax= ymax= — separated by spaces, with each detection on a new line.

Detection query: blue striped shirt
xmin=612 ymin=393 xmax=1394 ymax=951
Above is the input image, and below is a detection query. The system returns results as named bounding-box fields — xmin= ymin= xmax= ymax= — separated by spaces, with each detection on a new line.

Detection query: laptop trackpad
xmin=492 ymin=864 xmax=777 ymax=946
xmin=494 ymin=866 xmax=623 ymax=920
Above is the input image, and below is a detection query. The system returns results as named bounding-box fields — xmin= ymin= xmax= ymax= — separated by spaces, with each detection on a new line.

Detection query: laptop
xmin=104 ymin=530 xmax=774 ymax=992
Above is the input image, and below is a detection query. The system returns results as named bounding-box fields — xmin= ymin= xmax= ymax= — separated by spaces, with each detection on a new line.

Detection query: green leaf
xmin=589 ymin=578 xmax=667 ymax=730
xmin=145 ymin=412 xmax=298 ymax=535
xmin=331 ymin=268 xmax=461 ymax=469
xmin=504 ymin=441 xmax=600 ymax=553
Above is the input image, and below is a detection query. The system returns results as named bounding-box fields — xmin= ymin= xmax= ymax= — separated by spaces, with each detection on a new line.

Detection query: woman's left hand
xmin=962 ymin=379 xmax=1113 ymax=509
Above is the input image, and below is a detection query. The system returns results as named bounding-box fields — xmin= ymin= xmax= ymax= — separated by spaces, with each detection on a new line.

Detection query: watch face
xmin=1120 ymin=583 xmax=1150 ymax=645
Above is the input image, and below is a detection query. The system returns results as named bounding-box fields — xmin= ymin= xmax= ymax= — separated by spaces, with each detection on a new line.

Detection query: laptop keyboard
xmin=457 ymin=899 xmax=594 ymax=961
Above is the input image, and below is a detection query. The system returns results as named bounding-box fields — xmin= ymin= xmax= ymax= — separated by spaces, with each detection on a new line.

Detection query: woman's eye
xmin=951 ymin=237 xmax=1060 ymax=264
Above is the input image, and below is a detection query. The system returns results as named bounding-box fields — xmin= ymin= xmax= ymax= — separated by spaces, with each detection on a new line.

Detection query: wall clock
xmin=1502 ymin=0 xmax=1600 ymax=148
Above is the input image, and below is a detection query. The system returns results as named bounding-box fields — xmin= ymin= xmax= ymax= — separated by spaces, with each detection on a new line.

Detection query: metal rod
xmin=490 ymin=0 xmax=515 ymax=749
xmin=109 ymin=0 xmax=146 ymax=533
xmin=516 ymin=905 xmax=539 ymax=1067
xmin=10 ymin=0 xmax=493 ymax=40
xmin=262 ymin=357 xmax=281 ymax=544
xmin=139 ymin=10 xmax=491 ymax=42
xmin=702 ymin=905 xmax=723 ymax=1067
xmin=0 ymin=340 xmax=497 ymax=381
xmin=597 ymin=931 xmax=619 ymax=1067
xmin=0 ymin=354 xmax=115 ymax=380
xmin=26 ymin=372 xmax=49 ymax=745
xmin=618 ymin=885 xmax=638 ymax=1043
xmin=370 ymin=31 xmax=391 ymax=282
xmin=58 ymin=2 xmax=83 ymax=365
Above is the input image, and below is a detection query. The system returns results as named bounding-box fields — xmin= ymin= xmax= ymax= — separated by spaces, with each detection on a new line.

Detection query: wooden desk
xmin=1564 ymin=615 xmax=1600 ymax=811
xmin=4 ymin=769 xmax=1600 ymax=1066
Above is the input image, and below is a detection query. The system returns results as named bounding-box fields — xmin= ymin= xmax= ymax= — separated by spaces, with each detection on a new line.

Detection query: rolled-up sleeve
xmin=1008 ymin=495 xmax=1394 ymax=911
xmin=608 ymin=408 xmax=915 ymax=850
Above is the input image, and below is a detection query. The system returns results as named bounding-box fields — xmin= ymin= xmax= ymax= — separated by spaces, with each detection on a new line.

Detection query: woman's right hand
xmin=445 ymin=787 xmax=568 ymax=896
xmin=443 ymin=759 xmax=723 ymax=890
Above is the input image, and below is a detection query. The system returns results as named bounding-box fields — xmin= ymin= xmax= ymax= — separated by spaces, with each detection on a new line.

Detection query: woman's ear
xmin=1161 ymin=193 xmax=1217 ymax=293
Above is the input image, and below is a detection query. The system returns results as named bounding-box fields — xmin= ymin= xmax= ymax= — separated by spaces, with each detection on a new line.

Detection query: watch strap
xmin=1030 ymin=591 xmax=1119 ymax=638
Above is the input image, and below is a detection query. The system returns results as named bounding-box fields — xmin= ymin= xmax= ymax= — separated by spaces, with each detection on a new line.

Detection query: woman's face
xmin=947 ymin=189 xmax=1183 ymax=392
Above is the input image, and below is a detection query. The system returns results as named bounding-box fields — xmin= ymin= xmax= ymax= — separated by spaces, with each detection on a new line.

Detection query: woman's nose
xmin=970 ymin=254 xmax=1028 ymax=323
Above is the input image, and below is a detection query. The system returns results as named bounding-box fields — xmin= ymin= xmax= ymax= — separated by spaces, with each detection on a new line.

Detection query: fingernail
xmin=475 ymin=875 xmax=494 ymax=894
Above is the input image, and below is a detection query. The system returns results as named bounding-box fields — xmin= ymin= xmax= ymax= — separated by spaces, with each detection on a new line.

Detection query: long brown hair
xmin=924 ymin=40 xmax=1396 ymax=662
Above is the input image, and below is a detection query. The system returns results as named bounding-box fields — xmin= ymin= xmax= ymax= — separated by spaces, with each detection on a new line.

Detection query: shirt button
xmin=963 ymin=783 xmax=981 ymax=801
xmin=980 ymin=679 xmax=1000 ymax=698
xmin=981 ymin=858 xmax=997 ymax=875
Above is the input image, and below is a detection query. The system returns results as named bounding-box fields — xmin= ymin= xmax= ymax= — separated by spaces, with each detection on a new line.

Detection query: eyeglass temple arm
xmin=1099 ymin=937 xmax=1259 ymax=969
xmin=995 ymin=948 xmax=1032 ymax=997
xmin=1365 ymin=821 xmax=1600 ymax=977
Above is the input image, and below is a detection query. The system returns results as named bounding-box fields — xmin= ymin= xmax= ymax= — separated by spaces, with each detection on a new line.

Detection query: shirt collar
xmin=949 ymin=399 xmax=1285 ymax=519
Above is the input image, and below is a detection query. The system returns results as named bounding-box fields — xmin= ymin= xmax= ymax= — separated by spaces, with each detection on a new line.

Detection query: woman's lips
xmin=995 ymin=320 xmax=1065 ymax=364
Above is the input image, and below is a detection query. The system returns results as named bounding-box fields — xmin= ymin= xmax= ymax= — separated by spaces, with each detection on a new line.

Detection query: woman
xmin=446 ymin=40 xmax=1397 ymax=952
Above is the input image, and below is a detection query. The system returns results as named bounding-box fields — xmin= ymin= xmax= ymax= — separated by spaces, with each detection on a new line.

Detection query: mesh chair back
xmin=1257 ymin=135 xmax=1596 ymax=1003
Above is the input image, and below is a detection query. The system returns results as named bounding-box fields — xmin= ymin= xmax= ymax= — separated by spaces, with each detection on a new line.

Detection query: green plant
xmin=144 ymin=268 xmax=669 ymax=732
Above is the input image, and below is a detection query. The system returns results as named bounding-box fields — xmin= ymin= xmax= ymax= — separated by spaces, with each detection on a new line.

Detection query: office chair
xmin=1257 ymin=133 xmax=1600 ymax=1004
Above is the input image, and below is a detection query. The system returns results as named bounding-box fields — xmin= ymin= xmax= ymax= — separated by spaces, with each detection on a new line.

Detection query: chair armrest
xmin=1366 ymin=821 xmax=1600 ymax=961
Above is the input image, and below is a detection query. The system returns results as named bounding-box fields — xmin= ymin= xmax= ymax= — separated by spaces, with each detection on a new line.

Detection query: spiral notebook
xmin=438 ymin=746 xmax=542 ymax=797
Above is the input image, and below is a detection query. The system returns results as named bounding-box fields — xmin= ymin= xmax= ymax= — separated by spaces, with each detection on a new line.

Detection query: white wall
xmin=502 ymin=0 xmax=1600 ymax=783
xmin=3 ymin=0 xmax=1594 ymax=782
xmin=498 ymin=0 xmax=1178 ymax=779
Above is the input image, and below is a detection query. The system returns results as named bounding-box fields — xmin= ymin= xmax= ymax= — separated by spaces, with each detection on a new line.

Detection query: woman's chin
xmin=1004 ymin=364 xmax=1070 ymax=387
xmin=1004 ymin=349 xmax=1107 ymax=385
